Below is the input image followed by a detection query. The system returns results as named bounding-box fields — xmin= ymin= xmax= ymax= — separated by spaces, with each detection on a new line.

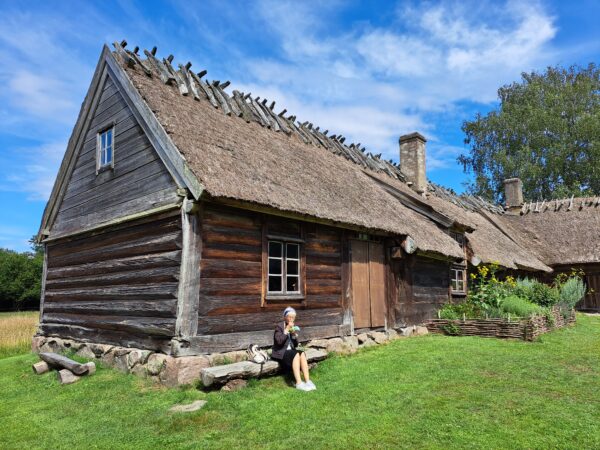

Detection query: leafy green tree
xmin=459 ymin=64 xmax=600 ymax=202
xmin=0 ymin=237 xmax=44 ymax=311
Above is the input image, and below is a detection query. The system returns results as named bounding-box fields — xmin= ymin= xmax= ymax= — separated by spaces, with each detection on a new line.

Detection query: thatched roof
xmin=111 ymin=42 xmax=598 ymax=270
xmin=501 ymin=197 xmax=600 ymax=266
xmin=115 ymin=43 xmax=463 ymax=259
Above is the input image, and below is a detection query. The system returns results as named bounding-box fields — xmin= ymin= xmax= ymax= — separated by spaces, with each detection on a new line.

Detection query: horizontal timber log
xmin=198 ymin=308 xmax=342 ymax=335
xmin=40 ymin=323 xmax=172 ymax=352
xmin=45 ymin=283 xmax=179 ymax=302
xmin=174 ymin=324 xmax=349 ymax=355
xmin=46 ymin=250 xmax=181 ymax=279
xmin=43 ymin=313 xmax=176 ymax=337
xmin=48 ymin=231 xmax=182 ymax=268
xmin=200 ymin=348 xmax=328 ymax=387
xmin=45 ymin=266 xmax=178 ymax=289
xmin=43 ymin=299 xmax=178 ymax=318
xmin=199 ymin=278 xmax=261 ymax=296
xmin=200 ymin=259 xmax=261 ymax=279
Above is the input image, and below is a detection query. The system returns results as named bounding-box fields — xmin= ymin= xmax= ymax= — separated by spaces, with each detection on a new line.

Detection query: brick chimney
xmin=503 ymin=178 xmax=523 ymax=213
xmin=400 ymin=132 xmax=427 ymax=194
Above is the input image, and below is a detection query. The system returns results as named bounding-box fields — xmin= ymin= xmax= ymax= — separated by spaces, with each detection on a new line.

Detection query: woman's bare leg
xmin=292 ymin=354 xmax=302 ymax=385
xmin=300 ymin=352 xmax=310 ymax=382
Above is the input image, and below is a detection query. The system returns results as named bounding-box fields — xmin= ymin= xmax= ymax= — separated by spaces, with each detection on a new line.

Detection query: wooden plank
xmin=43 ymin=313 xmax=175 ymax=337
xmin=350 ymin=240 xmax=370 ymax=328
xmin=45 ymin=266 xmax=178 ymax=289
xmin=306 ymin=264 xmax=341 ymax=279
xmin=202 ymin=207 xmax=259 ymax=230
xmin=40 ymin=323 xmax=172 ymax=352
xmin=203 ymin=228 xmax=262 ymax=246
xmin=198 ymin=308 xmax=342 ymax=335
xmin=175 ymin=206 xmax=202 ymax=337
xmin=200 ymin=348 xmax=328 ymax=387
xmin=200 ymin=259 xmax=261 ymax=278
xmin=47 ymin=214 xmax=180 ymax=258
xmin=368 ymin=242 xmax=386 ymax=328
xmin=45 ymin=283 xmax=179 ymax=302
xmin=48 ymin=231 xmax=182 ymax=268
xmin=174 ymin=324 xmax=346 ymax=355
xmin=43 ymin=299 xmax=178 ymax=317
xmin=202 ymin=244 xmax=262 ymax=262
xmin=199 ymin=278 xmax=261 ymax=296
xmin=306 ymin=279 xmax=342 ymax=295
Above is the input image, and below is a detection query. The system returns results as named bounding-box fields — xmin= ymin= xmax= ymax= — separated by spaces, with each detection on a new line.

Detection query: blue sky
xmin=0 ymin=0 xmax=598 ymax=252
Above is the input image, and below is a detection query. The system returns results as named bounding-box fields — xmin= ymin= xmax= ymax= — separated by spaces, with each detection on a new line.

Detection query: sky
xmin=0 ymin=0 xmax=598 ymax=252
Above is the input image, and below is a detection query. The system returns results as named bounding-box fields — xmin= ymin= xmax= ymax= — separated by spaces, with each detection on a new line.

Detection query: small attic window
xmin=96 ymin=127 xmax=114 ymax=172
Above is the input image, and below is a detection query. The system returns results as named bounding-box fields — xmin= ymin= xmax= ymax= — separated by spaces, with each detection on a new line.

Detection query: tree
xmin=0 ymin=237 xmax=44 ymax=311
xmin=459 ymin=64 xmax=600 ymax=203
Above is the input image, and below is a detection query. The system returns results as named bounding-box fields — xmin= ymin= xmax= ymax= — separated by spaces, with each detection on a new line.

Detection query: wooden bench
xmin=200 ymin=348 xmax=328 ymax=387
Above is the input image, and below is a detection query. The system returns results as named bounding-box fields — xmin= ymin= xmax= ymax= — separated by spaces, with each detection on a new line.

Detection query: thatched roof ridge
xmin=501 ymin=196 xmax=600 ymax=266
xmin=115 ymin=42 xmax=464 ymax=259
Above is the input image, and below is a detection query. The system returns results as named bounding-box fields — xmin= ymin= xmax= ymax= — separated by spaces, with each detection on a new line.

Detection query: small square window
xmin=267 ymin=240 xmax=302 ymax=296
xmin=97 ymin=127 xmax=114 ymax=171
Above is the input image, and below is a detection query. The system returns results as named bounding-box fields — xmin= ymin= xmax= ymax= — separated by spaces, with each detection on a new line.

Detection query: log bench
xmin=200 ymin=348 xmax=328 ymax=387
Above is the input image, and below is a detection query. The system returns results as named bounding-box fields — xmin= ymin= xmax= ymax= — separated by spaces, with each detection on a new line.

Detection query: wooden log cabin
xmin=35 ymin=42 xmax=599 ymax=357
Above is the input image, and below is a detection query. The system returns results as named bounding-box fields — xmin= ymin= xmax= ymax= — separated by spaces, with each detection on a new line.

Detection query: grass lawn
xmin=1 ymin=315 xmax=599 ymax=449
xmin=0 ymin=311 xmax=38 ymax=358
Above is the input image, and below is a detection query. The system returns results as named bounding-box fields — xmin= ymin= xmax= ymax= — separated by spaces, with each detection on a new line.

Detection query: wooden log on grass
xmin=32 ymin=361 xmax=50 ymax=375
xmin=39 ymin=352 xmax=90 ymax=375
xmin=200 ymin=348 xmax=328 ymax=387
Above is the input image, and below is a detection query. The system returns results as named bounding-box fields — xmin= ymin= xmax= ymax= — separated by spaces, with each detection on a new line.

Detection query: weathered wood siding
xmin=197 ymin=204 xmax=343 ymax=336
xmin=40 ymin=212 xmax=182 ymax=351
xmin=395 ymin=256 xmax=451 ymax=325
xmin=51 ymin=74 xmax=179 ymax=237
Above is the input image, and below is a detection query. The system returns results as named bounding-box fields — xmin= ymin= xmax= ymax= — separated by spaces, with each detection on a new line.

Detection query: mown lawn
xmin=1 ymin=315 xmax=599 ymax=449
xmin=0 ymin=311 xmax=38 ymax=358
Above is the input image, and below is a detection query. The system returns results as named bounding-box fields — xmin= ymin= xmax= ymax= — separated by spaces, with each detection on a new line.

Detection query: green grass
xmin=1 ymin=315 xmax=599 ymax=449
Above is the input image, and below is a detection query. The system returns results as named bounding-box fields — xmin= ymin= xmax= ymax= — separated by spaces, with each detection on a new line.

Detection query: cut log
xmin=200 ymin=348 xmax=328 ymax=387
xmin=39 ymin=352 xmax=89 ymax=375
xmin=57 ymin=369 xmax=81 ymax=385
xmin=32 ymin=361 xmax=50 ymax=375
xmin=83 ymin=362 xmax=96 ymax=375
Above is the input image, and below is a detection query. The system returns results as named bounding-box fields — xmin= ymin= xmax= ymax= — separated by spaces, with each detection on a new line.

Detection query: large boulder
xmin=147 ymin=353 xmax=169 ymax=376
xmin=75 ymin=346 xmax=96 ymax=360
xmin=160 ymin=355 xmax=210 ymax=387
xmin=368 ymin=331 xmax=388 ymax=345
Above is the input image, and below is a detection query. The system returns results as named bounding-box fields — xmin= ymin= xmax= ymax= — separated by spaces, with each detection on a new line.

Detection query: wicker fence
xmin=426 ymin=307 xmax=576 ymax=341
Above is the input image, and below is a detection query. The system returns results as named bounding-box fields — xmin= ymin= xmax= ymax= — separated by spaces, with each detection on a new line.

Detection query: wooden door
xmin=583 ymin=274 xmax=600 ymax=311
xmin=351 ymin=240 xmax=371 ymax=328
xmin=368 ymin=242 xmax=386 ymax=327
xmin=350 ymin=240 xmax=387 ymax=328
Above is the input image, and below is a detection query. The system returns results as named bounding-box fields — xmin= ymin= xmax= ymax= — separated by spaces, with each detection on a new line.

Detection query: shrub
xmin=558 ymin=276 xmax=586 ymax=310
xmin=525 ymin=281 xmax=560 ymax=306
xmin=500 ymin=295 xmax=541 ymax=317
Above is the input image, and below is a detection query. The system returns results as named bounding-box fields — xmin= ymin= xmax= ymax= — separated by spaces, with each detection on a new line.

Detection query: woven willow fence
xmin=426 ymin=307 xmax=576 ymax=341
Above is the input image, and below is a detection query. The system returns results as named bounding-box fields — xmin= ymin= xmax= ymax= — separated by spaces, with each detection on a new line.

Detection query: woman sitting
xmin=271 ymin=307 xmax=316 ymax=391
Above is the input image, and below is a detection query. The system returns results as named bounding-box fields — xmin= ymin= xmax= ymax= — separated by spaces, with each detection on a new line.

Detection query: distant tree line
xmin=0 ymin=236 xmax=43 ymax=311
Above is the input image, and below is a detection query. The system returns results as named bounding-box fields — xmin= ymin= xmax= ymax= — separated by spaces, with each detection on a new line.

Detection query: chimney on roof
xmin=399 ymin=132 xmax=427 ymax=194
xmin=503 ymin=178 xmax=524 ymax=213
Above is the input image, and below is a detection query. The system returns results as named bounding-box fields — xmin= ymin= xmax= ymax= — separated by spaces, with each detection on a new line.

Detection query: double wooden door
xmin=350 ymin=240 xmax=386 ymax=328
xmin=582 ymin=273 xmax=600 ymax=311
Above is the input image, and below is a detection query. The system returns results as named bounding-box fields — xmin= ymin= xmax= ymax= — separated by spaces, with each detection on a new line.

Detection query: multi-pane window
xmin=451 ymin=266 xmax=466 ymax=294
xmin=268 ymin=241 xmax=301 ymax=294
xmin=449 ymin=231 xmax=465 ymax=251
xmin=97 ymin=127 xmax=114 ymax=170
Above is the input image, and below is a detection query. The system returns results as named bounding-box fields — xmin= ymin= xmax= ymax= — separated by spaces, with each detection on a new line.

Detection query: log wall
xmin=51 ymin=74 xmax=179 ymax=237
xmin=40 ymin=211 xmax=182 ymax=351
xmin=395 ymin=256 xmax=451 ymax=325
xmin=197 ymin=204 xmax=343 ymax=336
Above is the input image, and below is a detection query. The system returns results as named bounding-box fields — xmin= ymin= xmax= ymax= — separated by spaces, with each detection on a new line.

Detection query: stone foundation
xmin=32 ymin=326 xmax=427 ymax=387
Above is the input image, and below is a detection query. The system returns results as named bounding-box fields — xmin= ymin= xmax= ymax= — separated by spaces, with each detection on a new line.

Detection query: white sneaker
xmin=295 ymin=382 xmax=310 ymax=391
xmin=305 ymin=380 xmax=316 ymax=391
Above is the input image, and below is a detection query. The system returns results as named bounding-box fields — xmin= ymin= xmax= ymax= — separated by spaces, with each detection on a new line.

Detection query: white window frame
xmin=450 ymin=265 xmax=467 ymax=294
xmin=96 ymin=126 xmax=115 ymax=173
xmin=267 ymin=240 xmax=302 ymax=296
